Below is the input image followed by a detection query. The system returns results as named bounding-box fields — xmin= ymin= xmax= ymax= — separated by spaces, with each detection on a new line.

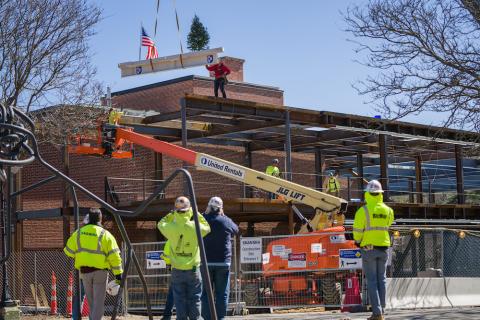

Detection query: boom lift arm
xmin=69 ymin=125 xmax=348 ymax=231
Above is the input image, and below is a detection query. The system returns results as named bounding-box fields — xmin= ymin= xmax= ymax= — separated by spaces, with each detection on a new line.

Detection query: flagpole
xmin=139 ymin=23 xmax=142 ymax=60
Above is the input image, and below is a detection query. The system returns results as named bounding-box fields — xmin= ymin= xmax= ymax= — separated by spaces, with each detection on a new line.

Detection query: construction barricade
xmin=239 ymin=229 xmax=363 ymax=311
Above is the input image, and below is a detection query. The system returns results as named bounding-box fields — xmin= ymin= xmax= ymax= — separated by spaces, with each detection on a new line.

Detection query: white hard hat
xmin=208 ymin=196 xmax=223 ymax=209
xmin=106 ymin=280 xmax=120 ymax=296
xmin=174 ymin=196 xmax=191 ymax=212
xmin=83 ymin=214 xmax=89 ymax=225
xmin=365 ymin=180 xmax=384 ymax=193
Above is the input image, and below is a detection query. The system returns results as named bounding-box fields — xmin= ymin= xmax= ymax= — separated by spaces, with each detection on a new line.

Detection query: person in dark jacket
xmin=201 ymin=196 xmax=239 ymax=320
xmin=205 ymin=62 xmax=231 ymax=98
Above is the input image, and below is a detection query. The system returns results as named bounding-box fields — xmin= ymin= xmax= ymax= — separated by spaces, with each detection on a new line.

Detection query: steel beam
xmin=244 ymin=142 xmax=253 ymax=198
xmin=455 ymin=145 xmax=465 ymax=204
xmin=415 ymin=156 xmax=423 ymax=204
xmin=285 ymin=110 xmax=292 ymax=181
xmin=356 ymin=153 xmax=364 ymax=201
xmin=314 ymin=148 xmax=324 ymax=191
xmin=379 ymin=134 xmax=389 ymax=199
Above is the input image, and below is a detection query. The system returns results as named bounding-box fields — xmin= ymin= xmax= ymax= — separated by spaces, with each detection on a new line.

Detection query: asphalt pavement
xmin=229 ymin=307 xmax=480 ymax=319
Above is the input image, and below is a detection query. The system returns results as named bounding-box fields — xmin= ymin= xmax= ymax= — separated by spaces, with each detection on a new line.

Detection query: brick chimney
xmin=208 ymin=56 xmax=245 ymax=82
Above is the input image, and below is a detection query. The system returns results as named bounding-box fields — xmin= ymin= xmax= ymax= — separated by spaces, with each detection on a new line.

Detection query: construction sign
xmin=240 ymin=237 xmax=262 ymax=263
xmin=339 ymin=249 xmax=362 ymax=270
xmin=146 ymin=251 xmax=166 ymax=269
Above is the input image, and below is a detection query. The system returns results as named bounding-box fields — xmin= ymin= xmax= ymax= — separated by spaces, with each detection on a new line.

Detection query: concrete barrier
xmin=386 ymin=277 xmax=480 ymax=309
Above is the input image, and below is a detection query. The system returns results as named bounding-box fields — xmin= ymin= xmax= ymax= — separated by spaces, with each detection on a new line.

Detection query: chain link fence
xmin=1 ymin=228 xmax=479 ymax=316
xmin=391 ymin=228 xmax=480 ymax=278
xmin=126 ymin=239 xmax=241 ymax=315
xmin=0 ymin=249 xmax=124 ymax=316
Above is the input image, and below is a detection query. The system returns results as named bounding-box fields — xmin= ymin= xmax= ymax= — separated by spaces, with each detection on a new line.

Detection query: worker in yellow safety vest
xmin=265 ymin=158 xmax=281 ymax=199
xmin=64 ymin=208 xmax=123 ymax=320
xmin=326 ymin=171 xmax=341 ymax=197
xmin=158 ymin=196 xmax=210 ymax=320
xmin=108 ymin=107 xmax=123 ymax=125
xmin=353 ymin=180 xmax=394 ymax=320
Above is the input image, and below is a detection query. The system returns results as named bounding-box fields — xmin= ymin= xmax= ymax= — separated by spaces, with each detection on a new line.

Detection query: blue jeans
xmin=201 ymin=265 xmax=230 ymax=320
xmin=362 ymin=248 xmax=388 ymax=316
xmin=171 ymin=268 xmax=202 ymax=320
xmin=162 ymin=283 xmax=174 ymax=319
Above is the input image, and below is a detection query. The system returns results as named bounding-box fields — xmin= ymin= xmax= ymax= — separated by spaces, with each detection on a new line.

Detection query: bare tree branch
xmin=344 ymin=0 xmax=480 ymax=132
xmin=0 ymin=0 xmax=102 ymax=113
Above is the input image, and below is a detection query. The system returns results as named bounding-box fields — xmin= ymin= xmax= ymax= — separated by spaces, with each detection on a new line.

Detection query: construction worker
xmin=158 ymin=196 xmax=211 ymax=320
xmin=205 ymin=61 xmax=231 ymax=98
xmin=108 ymin=107 xmax=123 ymax=125
xmin=161 ymin=240 xmax=175 ymax=320
xmin=326 ymin=171 xmax=341 ymax=197
xmin=64 ymin=208 xmax=123 ymax=320
xmin=72 ymin=214 xmax=89 ymax=320
xmin=353 ymin=180 xmax=394 ymax=320
xmin=265 ymin=158 xmax=281 ymax=199
xmin=201 ymin=197 xmax=239 ymax=320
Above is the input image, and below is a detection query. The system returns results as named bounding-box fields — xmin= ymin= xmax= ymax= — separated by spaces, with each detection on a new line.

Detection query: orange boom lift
xmin=68 ymin=123 xmax=358 ymax=306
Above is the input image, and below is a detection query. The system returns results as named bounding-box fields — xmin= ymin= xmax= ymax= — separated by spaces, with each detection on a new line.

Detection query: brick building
xmin=17 ymin=56 xmax=316 ymax=250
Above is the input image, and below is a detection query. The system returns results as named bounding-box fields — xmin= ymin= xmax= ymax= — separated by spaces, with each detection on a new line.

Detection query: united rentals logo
xmin=198 ymin=156 xmax=245 ymax=181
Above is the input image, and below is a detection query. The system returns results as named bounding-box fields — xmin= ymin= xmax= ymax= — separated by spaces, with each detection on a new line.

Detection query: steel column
xmin=181 ymin=98 xmax=188 ymax=194
xmin=244 ymin=142 xmax=253 ymax=198
xmin=415 ymin=156 xmax=423 ymax=204
xmin=455 ymin=145 xmax=465 ymax=204
xmin=356 ymin=153 xmax=364 ymax=201
xmin=378 ymin=134 xmax=389 ymax=199
xmin=1 ymin=168 xmax=14 ymax=308
xmin=314 ymin=148 xmax=324 ymax=191
xmin=285 ymin=110 xmax=292 ymax=181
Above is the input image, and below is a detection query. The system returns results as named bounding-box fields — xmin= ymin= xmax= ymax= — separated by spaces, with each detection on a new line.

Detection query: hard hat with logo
xmin=174 ymin=196 xmax=191 ymax=212
xmin=365 ymin=180 xmax=384 ymax=193
xmin=208 ymin=196 xmax=223 ymax=209
xmin=106 ymin=280 xmax=120 ymax=296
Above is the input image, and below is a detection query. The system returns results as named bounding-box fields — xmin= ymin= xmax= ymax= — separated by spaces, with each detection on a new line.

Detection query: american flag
xmin=141 ymin=27 xmax=158 ymax=59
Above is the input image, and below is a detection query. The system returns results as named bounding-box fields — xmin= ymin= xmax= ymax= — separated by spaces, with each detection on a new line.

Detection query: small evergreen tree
xmin=187 ymin=14 xmax=210 ymax=51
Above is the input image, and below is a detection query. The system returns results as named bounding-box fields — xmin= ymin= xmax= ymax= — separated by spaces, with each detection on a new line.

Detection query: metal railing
xmin=104 ymin=171 xmax=480 ymax=206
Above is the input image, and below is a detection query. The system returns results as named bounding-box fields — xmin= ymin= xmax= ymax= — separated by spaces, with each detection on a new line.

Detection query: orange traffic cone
xmin=50 ymin=271 xmax=57 ymax=315
xmin=341 ymin=273 xmax=362 ymax=312
xmin=81 ymin=297 xmax=90 ymax=317
xmin=66 ymin=272 xmax=73 ymax=316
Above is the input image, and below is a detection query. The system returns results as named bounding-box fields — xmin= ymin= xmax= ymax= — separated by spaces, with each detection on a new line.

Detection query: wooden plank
xmin=118 ymin=47 xmax=223 ymax=77
xmin=30 ymin=284 xmax=39 ymax=308
xmin=38 ymin=284 xmax=49 ymax=307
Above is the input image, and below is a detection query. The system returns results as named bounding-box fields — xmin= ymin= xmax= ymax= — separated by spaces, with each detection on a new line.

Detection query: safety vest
xmin=265 ymin=165 xmax=280 ymax=177
xmin=327 ymin=177 xmax=340 ymax=192
xmin=64 ymin=224 xmax=123 ymax=275
xmin=108 ymin=110 xmax=123 ymax=125
xmin=157 ymin=209 xmax=210 ymax=270
xmin=161 ymin=240 xmax=172 ymax=265
xmin=353 ymin=193 xmax=394 ymax=247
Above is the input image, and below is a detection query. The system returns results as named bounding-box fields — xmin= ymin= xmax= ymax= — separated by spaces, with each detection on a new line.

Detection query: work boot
xmin=367 ymin=315 xmax=384 ymax=320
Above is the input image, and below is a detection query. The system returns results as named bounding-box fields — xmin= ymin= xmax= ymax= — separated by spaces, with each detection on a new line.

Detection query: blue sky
xmin=89 ymin=0 xmax=386 ymax=117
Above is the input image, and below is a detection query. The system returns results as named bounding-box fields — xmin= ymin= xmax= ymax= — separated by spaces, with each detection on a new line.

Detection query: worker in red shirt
xmin=205 ymin=61 xmax=231 ymax=98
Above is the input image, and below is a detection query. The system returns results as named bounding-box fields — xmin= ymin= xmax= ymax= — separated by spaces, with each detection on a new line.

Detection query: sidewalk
xmin=229 ymin=307 xmax=480 ymax=319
